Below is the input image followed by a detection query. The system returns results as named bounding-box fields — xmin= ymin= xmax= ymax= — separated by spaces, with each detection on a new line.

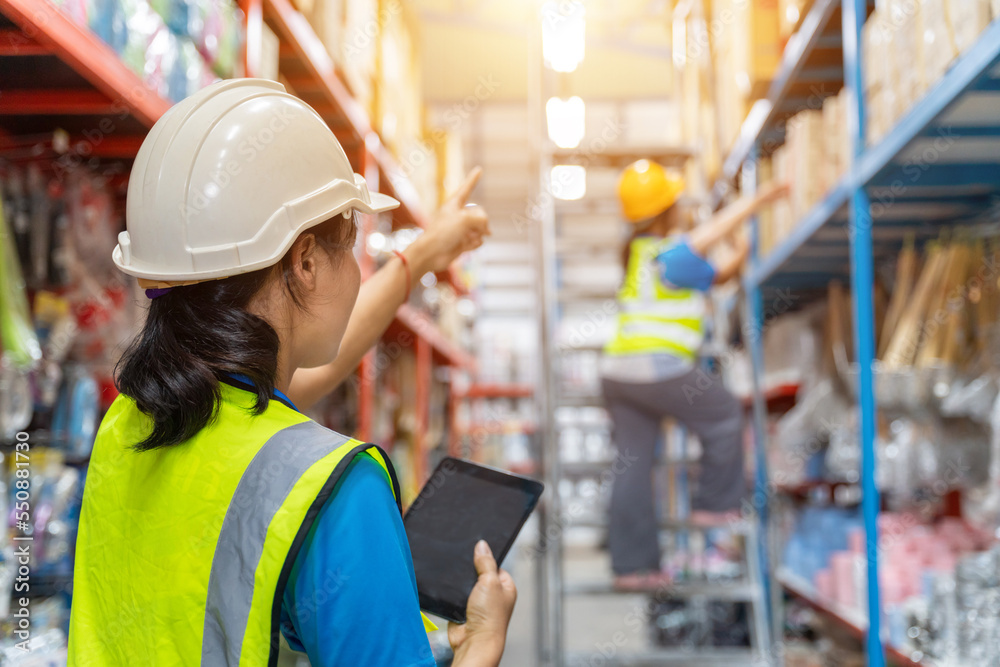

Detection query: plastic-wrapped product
xmin=0 ymin=196 xmax=42 ymax=370
xmin=941 ymin=373 xmax=998 ymax=424
xmin=773 ymin=378 xmax=852 ymax=484
xmin=199 ymin=0 xmax=244 ymax=78
xmin=150 ymin=0 xmax=197 ymax=39
xmin=88 ymin=0 xmax=128 ymax=53
xmin=120 ymin=0 xmax=161 ymax=76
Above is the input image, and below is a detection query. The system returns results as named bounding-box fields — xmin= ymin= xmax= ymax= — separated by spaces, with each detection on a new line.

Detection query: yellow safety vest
xmin=604 ymin=236 xmax=707 ymax=360
xmin=68 ymin=377 xmax=435 ymax=666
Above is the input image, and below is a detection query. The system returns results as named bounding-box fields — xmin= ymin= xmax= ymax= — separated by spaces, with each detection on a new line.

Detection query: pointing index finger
xmin=451 ymin=166 xmax=483 ymax=206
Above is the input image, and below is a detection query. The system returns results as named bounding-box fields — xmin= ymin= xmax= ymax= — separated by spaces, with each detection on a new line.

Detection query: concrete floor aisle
xmin=501 ymin=526 xmax=659 ymax=667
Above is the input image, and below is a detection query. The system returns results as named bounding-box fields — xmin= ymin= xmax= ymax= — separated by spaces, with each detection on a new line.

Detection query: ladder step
xmin=565 ymin=648 xmax=758 ymax=666
xmin=557 ymin=394 xmax=606 ymax=407
xmin=563 ymin=580 xmax=762 ymax=601
xmin=569 ymin=516 xmax=756 ymax=534
xmin=561 ymin=459 xmax=699 ymax=476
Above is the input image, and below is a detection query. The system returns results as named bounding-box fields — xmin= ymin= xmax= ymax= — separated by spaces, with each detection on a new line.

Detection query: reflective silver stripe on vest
xmin=620 ymin=298 xmax=706 ymax=320
xmin=201 ymin=420 xmax=352 ymax=666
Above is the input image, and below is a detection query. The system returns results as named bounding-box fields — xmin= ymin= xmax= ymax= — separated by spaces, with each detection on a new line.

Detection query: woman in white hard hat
xmin=68 ymin=80 xmax=514 ymax=666
xmin=602 ymin=160 xmax=786 ymax=590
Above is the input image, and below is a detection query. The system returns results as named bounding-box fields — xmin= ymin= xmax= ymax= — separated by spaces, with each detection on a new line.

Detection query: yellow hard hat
xmin=617 ymin=160 xmax=685 ymax=224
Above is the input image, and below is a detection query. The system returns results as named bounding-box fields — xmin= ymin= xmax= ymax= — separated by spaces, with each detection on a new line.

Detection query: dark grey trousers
xmin=602 ymin=369 xmax=747 ymax=575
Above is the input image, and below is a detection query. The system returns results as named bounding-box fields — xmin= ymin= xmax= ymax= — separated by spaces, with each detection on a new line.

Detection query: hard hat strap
xmin=145 ymin=288 xmax=174 ymax=299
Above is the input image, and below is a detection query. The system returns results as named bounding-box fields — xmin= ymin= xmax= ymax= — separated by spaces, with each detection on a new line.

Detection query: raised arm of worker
xmin=711 ymin=232 xmax=751 ymax=285
xmin=286 ymin=168 xmax=489 ymax=411
xmin=687 ymin=182 xmax=788 ymax=256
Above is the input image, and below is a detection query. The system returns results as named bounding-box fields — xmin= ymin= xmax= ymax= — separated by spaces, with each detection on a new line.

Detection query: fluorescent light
xmin=542 ymin=1 xmax=585 ymax=73
xmin=546 ymin=96 xmax=585 ymax=149
xmin=550 ymin=165 xmax=586 ymax=200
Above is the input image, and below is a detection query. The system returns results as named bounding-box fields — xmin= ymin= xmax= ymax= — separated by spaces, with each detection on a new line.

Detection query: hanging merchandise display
xmin=0 ymin=192 xmax=42 ymax=439
xmin=50 ymin=0 xmax=244 ymax=100
xmin=0 ymin=192 xmax=42 ymax=371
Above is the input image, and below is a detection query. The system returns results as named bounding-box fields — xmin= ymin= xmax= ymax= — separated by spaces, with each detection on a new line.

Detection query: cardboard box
xmin=339 ymin=0 xmax=379 ymax=113
xmin=919 ymin=0 xmax=958 ymax=88
xmin=301 ymin=0 xmax=345 ymax=55
xmin=822 ymin=90 xmax=850 ymax=191
xmin=786 ymin=109 xmax=825 ymax=220
xmin=747 ymin=0 xmax=783 ymax=86
xmin=772 ymin=145 xmax=794 ymax=243
xmin=947 ymin=0 xmax=992 ymax=54
xmin=712 ymin=0 xmax=783 ymax=150
xmin=779 ymin=0 xmax=813 ymax=39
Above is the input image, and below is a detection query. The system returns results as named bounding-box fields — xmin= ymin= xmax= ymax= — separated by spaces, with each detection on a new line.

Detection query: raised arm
xmin=287 ymin=168 xmax=489 ymax=411
xmin=712 ymin=233 xmax=750 ymax=285
xmin=688 ymin=182 xmax=788 ymax=256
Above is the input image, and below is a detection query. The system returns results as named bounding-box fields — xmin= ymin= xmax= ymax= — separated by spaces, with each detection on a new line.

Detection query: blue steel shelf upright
xmin=730 ymin=0 xmax=1000 ymax=665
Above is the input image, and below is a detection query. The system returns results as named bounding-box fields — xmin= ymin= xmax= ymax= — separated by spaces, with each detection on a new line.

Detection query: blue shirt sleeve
xmin=655 ymin=237 xmax=716 ymax=291
xmin=280 ymin=454 xmax=435 ymax=667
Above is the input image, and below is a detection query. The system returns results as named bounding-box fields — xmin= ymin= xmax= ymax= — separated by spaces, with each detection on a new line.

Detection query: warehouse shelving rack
xmin=723 ymin=1 xmax=1000 ymax=665
xmin=0 ymin=0 xmax=474 ymax=484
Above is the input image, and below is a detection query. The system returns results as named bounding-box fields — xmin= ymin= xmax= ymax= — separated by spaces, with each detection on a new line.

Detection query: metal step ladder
xmin=529 ymin=1 xmax=772 ymax=664
xmin=547 ymin=394 xmax=772 ymax=666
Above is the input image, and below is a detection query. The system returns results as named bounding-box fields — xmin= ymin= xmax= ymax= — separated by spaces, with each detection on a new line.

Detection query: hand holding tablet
xmin=403 ymin=457 xmax=544 ymax=623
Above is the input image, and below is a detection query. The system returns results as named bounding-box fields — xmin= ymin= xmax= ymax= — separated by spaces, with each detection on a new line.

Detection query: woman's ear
xmin=290 ymin=233 xmax=320 ymax=292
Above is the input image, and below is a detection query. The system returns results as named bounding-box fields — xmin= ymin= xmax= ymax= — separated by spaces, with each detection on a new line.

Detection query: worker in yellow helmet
xmin=602 ymin=159 xmax=787 ymax=590
xmin=68 ymin=80 xmax=516 ymax=666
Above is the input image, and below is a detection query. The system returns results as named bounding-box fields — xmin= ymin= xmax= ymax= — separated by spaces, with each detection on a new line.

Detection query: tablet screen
xmin=403 ymin=458 xmax=544 ymax=623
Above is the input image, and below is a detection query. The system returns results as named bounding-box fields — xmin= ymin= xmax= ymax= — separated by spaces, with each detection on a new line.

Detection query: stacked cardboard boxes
xmin=778 ymin=0 xmax=813 ymax=39
xmin=374 ymin=0 xmax=422 ymax=157
xmin=821 ymin=88 xmax=851 ymax=193
xmin=713 ymin=0 xmax=785 ymax=151
xmin=759 ymin=89 xmax=850 ymax=254
xmin=294 ymin=0 xmax=445 ymax=209
xmin=786 ymin=109 xmax=826 ymax=221
xmin=865 ymin=0 xmax=995 ymax=145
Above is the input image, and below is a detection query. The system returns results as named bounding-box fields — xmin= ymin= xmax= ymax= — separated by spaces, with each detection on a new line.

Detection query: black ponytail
xmin=115 ymin=214 xmax=357 ymax=451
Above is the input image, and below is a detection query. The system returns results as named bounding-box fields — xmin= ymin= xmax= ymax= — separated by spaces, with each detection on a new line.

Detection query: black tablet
xmin=403 ymin=457 xmax=544 ymax=623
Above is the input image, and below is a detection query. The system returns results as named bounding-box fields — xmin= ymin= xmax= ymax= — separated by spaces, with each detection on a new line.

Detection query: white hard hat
xmin=113 ymin=78 xmax=399 ymax=282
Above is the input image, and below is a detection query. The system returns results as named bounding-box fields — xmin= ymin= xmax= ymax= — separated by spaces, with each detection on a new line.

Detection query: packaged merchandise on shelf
xmin=0 ymin=187 xmax=42 ymax=373
xmin=878 ymin=236 xmax=999 ymax=374
xmin=712 ymin=0 xmax=784 ymax=151
xmin=863 ymin=0 xmax=998 ymax=146
xmin=146 ymin=0 xmax=245 ymax=77
xmin=786 ymin=109 xmax=825 ymax=222
xmin=821 ymin=88 xmax=850 ymax=194
xmin=295 ymin=0 xmax=345 ymax=54
xmin=339 ymin=0 xmax=380 ymax=112
xmin=0 ymin=163 xmax=136 ymax=439
xmin=374 ymin=0 xmax=422 ymax=157
xmin=782 ymin=506 xmax=996 ymax=659
xmin=758 ymin=95 xmax=849 ymax=254
xmin=779 ymin=0 xmax=812 ymax=39
xmin=51 ymin=0 xmax=237 ymax=101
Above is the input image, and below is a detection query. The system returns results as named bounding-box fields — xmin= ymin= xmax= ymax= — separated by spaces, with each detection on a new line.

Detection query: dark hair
xmin=115 ymin=214 xmax=357 ymax=451
xmin=620 ymin=205 xmax=677 ymax=270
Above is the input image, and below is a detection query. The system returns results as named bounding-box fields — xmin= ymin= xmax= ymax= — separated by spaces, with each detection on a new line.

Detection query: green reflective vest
xmin=68 ymin=378 xmax=434 ymax=666
xmin=604 ymin=236 xmax=707 ymax=360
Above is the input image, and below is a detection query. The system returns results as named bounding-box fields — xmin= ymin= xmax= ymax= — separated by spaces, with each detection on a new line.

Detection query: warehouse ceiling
xmin=415 ymin=0 xmax=674 ymax=102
